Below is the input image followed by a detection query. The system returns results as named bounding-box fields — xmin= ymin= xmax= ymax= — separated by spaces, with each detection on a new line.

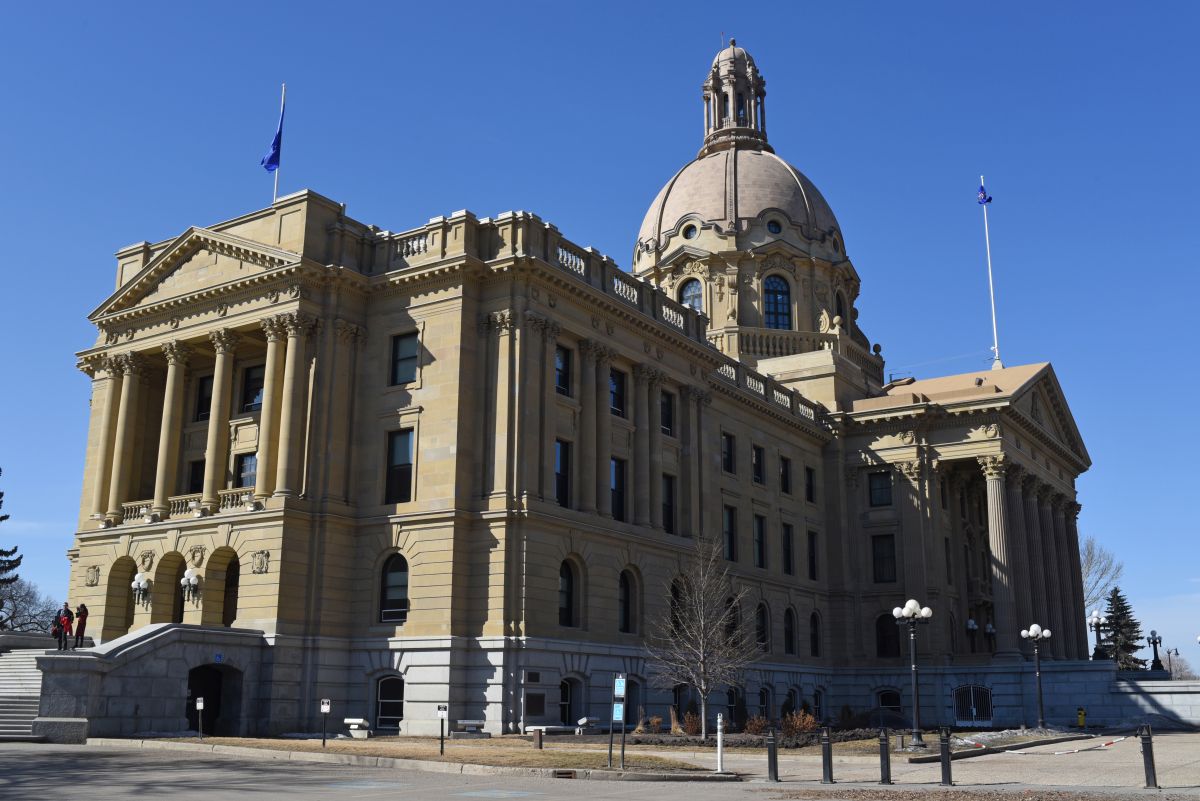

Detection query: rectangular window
xmin=555 ymin=440 xmax=571 ymax=508
xmin=780 ymin=457 xmax=792 ymax=494
xmin=555 ymin=346 xmax=571 ymax=396
xmin=751 ymin=446 xmax=765 ymax=484
xmin=662 ymin=474 xmax=676 ymax=534
xmin=944 ymin=537 xmax=953 ymax=584
xmin=525 ymin=694 xmax=546 ymax=717
xmin=660 ymin=391 xmax=675 ymax=436
xmin=610 ymin=458 xmax=627 ymax=522
xmin=869 ymin=472 xmax=892 ymax=507
xmin=753 ymin=515 xmax=767 ymax=568
xmin=390 ymin=332 xmax=419 ymax=386
xmin=186 ymin=460 xmax=205 ymax=494
xmin=872 ymin=534 xmax=897 ymax=583
xmin=194 ymin=375 xmax=213 ymax=422
xmin=807 ymin=531 xmax=819 ymax=581
xmin=610 ymin=369 xmax=627 ymax=416
xmin=721 ymin=432 xmax=736 ymax=474
xmin=781 ymin=524 xmax=794 ymax=575
xmin=240 ymin=365 xmax=265 ymax=412
xmin=385 ymin=429 xmax=414 ymax=504
xmin=722 ymin=505 xmax=738 ymax=561
xmin=234 ymin=453 xmax=257 ymax=489
xmin=804 ymin=466 xmax=817 ymax=503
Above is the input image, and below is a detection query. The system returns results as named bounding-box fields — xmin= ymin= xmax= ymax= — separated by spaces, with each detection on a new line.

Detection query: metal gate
xmin=953 ymin=685 xmax=993 ymax=726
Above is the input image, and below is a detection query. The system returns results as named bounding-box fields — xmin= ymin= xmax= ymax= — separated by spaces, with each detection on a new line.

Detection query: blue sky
xmin=1 ymin=2 xmax=1196 ymax=661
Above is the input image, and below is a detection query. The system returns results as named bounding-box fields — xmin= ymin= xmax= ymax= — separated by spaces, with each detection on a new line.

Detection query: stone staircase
xmin=0 ymin=648 xmax=49 ymax=740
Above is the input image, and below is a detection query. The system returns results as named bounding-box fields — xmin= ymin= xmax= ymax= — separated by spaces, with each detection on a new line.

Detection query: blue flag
xmin=260 ymin=100 xmax=284 ymax=173
xmin=977 ymin=184 xmax=992 ymax=205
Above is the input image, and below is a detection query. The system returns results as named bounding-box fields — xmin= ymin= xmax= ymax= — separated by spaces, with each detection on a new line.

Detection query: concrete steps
xmin=0 ymin=648 xmax=49 ymax=741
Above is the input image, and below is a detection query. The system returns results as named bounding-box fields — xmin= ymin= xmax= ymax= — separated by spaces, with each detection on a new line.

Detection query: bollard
xmin=1138 ymin=725 xmax=1159 ymax=789
xmin=878 ymin=727 xmax=893 ymax=785
xmin=716 ymin=713 xmax=725 ymax=773
xmin=533 ymin=728 xmax=543 ymax=750
xmin=767 ymin=727 xmax=780 ymax=782
xmin=939 ymin=727 xmax=953 ymax=786
xmin=821 ymin=726 xmax=835 ymax=784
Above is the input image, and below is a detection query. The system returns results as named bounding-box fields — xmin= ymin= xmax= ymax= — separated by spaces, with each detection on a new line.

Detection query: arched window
xmin=679 ymin=279 xmax=703 ymax=312
xmin=783 ymin=688 xmax=799 ymax=717
xmin=221 ymin=556 xmax=240 ymax=628
xmin=755 ymin=603 xmax=770 ymax=652
xmin=376 ymin=676 xmax=405 ymax=729
xmin=559 ymin=561 xmax=576 ymax=627
xmin=758 ymin=687 xmax=770 ymax=718
xmin=763 ymin=276 xmax=792 ymax=330
xmin=835 ymin=292 xmax=847 ymax=322
xmin=810 ymin=611 xmax=822 ymax=657
xmin=380 ymin=554 xmax=410 ymax=623
xmin=877 ymin=689 xmax=902 ymax=712
xmin=783 ymin=608 xmax=797 ymax=655
xmin=618 ymin=570 xmax=636 ymax=633
xmin=876 ymin=614 xmax=901 ymax=658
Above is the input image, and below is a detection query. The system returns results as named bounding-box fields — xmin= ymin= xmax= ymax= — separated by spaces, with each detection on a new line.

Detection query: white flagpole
xmin=981 ymin=174 xmax=1002 ymax=370
xmin=273 ymin=82 xmax=286 ymax=204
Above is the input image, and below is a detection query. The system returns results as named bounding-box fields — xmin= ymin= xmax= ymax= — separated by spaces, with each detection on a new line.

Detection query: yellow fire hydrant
xmin=1077 ymin=707 xmax=1086 ymax=728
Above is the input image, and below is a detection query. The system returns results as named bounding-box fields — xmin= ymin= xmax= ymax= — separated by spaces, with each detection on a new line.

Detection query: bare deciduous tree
xmin=1170 ymin=655 xmax=1197 ymax=681
xmin=0 ymin=577 xmax=57 ymax=633
xmin=645 ymin=534 xmax=761 ymax=738
xmin=1081 ymin=536 xmax=1124 ymax=612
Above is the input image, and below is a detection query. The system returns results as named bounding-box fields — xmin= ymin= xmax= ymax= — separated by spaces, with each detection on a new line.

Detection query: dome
xmin=712 ymin=40 xmax=754 ymax=70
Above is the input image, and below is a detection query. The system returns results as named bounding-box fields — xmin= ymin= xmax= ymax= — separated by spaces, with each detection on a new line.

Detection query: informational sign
xmin=613 ymin=675 xmax=626 ymax=699
xmin=320 ymin=698 xmax=331 ymax=714
xmin=195 ymin=697 xmax=205 ymax=711
xmin=437 ymin=703 xmax=449 ymax=720
xmin=213 ymin=653 xmax=224 ymax=664
xmin=612 ymin=702 xmax=625 ymax=722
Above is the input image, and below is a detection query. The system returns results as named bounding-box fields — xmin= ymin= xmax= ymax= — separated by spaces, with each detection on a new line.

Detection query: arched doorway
xmin=185 ymin=664 xmax=244 ymax=736
xmin=376 ymin=676 xmax=405 ymax=730
xmin=151 ymin=552 xmax=186 ymax=624
xmin=202 ymin=547 xmax=240 ymax=628
xmin=102 ymin=556 xmax=137 ymax=641
xmin=559 ymin=678 xmax=583 ymax=726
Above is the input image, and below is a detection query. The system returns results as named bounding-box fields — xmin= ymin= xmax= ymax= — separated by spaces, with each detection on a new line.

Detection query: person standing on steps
xmin=73 ymin=603 xmax=89 ymax=650
xmin=57 ymin=602 xmax=74 ymax=651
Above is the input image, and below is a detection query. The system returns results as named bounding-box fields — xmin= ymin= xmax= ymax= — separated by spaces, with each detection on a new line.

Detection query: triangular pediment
xmin=91 ymin=227 xmax=302 ymax=320
xmin=1008 ymin=365 xmax=1091 ymax=467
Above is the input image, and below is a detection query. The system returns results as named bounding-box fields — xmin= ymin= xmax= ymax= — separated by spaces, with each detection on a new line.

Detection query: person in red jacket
xmin=57 ymin=603 xmax=74 ymax=651
xmin=73 ymin=604 xmax=89 ymax=650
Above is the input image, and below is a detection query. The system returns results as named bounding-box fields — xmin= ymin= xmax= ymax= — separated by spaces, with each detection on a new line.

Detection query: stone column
xmin=201 ymin=330 xmax=240 ymax=511
xmin=1037 ymin=486 xmax=1066 ymax=659
xmin=539 ymin=322 xmax=560 ymax=501
xmin=91 ymin=357 xmax=123 ymax=519
xmin=679 ymin=387 xmax=699 ymax=536
xmin=1052 ymin=496 xmax=1079 ymax=659
xmin=1005 ymin=465 xmax=1034 ymax=657
xmin=577 ymin=341 xmax=598 ymax=513
xmin=1021 ymin=476 xmax=1050 ymax=649
xmin=275 ymin=312 xmax=315 ymax=498
xmin=594 ymin=347 xmax=614 ymax=516
xmin=1065 ymin=501 xmax=1089 ymax=658
xmin=647 ymin=370 xmax=664 ymax=529
xmin=105 ymin=353 xmax=146 ymax=522
xmin=151 ymin=341 xmax=191 ymax=517
xmin=254 ymin=317 xmax=287 ymax=501
xmin=979 ymin=455 xmax=1020 ymax=658
xmin=632 ymin=365 xmax=652 ymax=526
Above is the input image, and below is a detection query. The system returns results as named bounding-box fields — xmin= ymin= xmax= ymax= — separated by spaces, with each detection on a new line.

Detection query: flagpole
xmin=981 ymin=174 xmax=1002 ymax=370
xmin=273 ymin=83 xmax=286 ymax=204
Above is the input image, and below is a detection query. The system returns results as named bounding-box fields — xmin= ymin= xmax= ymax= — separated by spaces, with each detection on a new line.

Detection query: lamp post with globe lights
xmin=1021 ymin=624 xmax=1052 ymax=729
xmin=1165 ymin=648 xmax=1179 ymax=676
xmin=1087 ymin=609 xmax=1108 ymax=661
xmin=893 ymin=599 xmax=933 ymax=747
xmin=1147 ymin=631 xmax=1164 ymax=671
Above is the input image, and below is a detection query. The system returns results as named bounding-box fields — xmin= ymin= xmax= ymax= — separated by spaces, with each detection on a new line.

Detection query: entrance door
xmin=186 ymin=665 xmax=223 ymax=733
xmin=953 ymin=685 xmax=994 ymax=726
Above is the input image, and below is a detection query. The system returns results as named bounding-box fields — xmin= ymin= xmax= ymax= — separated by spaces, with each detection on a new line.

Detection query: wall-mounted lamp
xmin=180 ymin=568 xmax=201 ymax=604
xmin=131 ymin=572 xmax=151 ymax=607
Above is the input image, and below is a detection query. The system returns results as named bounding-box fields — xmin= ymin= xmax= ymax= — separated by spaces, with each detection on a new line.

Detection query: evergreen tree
xmin=0 ymin=467 xmax=20 ymax=588
xmin=1101 ymin=586 xmax=1146 ymax=670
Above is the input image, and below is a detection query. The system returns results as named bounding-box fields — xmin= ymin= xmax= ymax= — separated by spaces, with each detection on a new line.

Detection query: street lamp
xmin=893 ymin=598 xmax=933 ymax=748
xmin=1165 ymin=648 xmax=1179 ymax=675
xmin=1147 ymin=631 xmax=1164 ymax=671
xmin=1087 ymin=609 xmax=1108 ymax=660
xmin=1021 ymin=624 xmax=1052 ymax=729
xmin=966 ymin=618 xmax=979 ymax=653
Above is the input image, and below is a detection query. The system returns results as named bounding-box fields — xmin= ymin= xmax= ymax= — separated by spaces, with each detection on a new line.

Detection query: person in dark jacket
xmin=57 ymin=602 xmax=74 ymax=650
xmin=73 ymin=603 xmax=89 ymax=649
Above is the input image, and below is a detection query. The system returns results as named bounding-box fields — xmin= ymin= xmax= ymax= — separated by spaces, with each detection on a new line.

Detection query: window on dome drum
xmin=679 ymin=278 xmax=703 ymax=312
xmin=873 ymin=534 xmax=897 ymax=583
xmin=868 ymin=471 xmax=892 ymax=506
xmin=682 ymin=224 xmax=698 ymax=240
xmin=781 ymin=523 xmax=794 ymax=575
xmin=240 ymin=365 xmax=265 ymax=412
xmin=751 ymin=445 xmax=765 ymax=484
xmin=767 ymin=220 xmax=782 ymax=234
xmin=618 ymin=570 xmax=635 ymax=633
xmin=234 ymin=453 xmax=257 ymax=489
xmin=805 ymin=466 xmax=816 ymax=502
xmin=376 ymin=676 xmax=405 ymax=729
xmin=763 ymin=275 xmax=792 ymax=330
xmin=753 ymin=515 xmax=767 ymax=568
xmin=783 ymin=608 xmax=797 ymax=655
xmin=721 ymin=432 xmax=736 ymax=473
xmin=554 ymin=440 xmax=571 ymax=508
xmin=555 ymin=346 xmax=572 ymax=396
xmin=389 ymin=332 xmax=419 ymax=386
xmin=807 ymin=531 xmax=819 ymax=581
xmin=662 ymin=474 xmax=676 ymax=535
xmin=810 ymin=612 xmax=821 ymax=657
xmin=610 ymin=369 xmax=627 ymax=416
xmin=379 ymin=554 xmax=409 ymax=623
xmin=722 ymin=505 xmax=738 ymax=561
xmin=755 ymin=604 xmax=770 ymax=652
xmin=660 ymin=391 xmax=675 ymax=436
xmin=384 ymin=429 xmax=414 ymax=504
xmin=194 ymin=375 xmax=213 ymax=422
xmin=876 ymin=615 xmax=902 ymax=658
xmin=780 ymin=456 xmax=792 ymax=494
xmin=558 ymin=561 xmax=577 ymax=627
xmin=610 ymin=458 xmax=627 ymax=522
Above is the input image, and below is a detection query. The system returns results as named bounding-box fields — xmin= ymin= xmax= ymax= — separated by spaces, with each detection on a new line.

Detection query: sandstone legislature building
xmin=40 ymin=42 xmax=1096 ymax=740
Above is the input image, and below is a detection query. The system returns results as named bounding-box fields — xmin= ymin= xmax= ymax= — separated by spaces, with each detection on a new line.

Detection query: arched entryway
xmin=102 ymin=556 xmax=137 ymax=641
xmin=375 ymin=675 xmax=405 ymax=731
xmin=559 ymin=678 xmax=583 ymax=726
xmin=201 ymin=547 xmax=240 ymax=627
xmin=151 ymin=552 xmax=186 ymax=624
xmin=185 ymin=664 xmax=244 ymax=736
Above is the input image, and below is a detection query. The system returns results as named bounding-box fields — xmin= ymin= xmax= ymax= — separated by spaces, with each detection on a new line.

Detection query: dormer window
xmin=766 ymin=220 xmax=782 ymax=235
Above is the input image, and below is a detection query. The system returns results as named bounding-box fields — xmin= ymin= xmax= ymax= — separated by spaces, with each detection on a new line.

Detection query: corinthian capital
xmin=112 ymin=352 xmax=147 ymax=376
xmin=977 ymin=454 xmax=1007 ymax=479
xmin=209 ymin=328 xmax=241 ymax=354
xmin=261 ymin=316 xmax=286 ymax=342
xmin=161 ymin=340 xmax=193 ymax=366
xmin=280 ymin=312 xmax=318 ymax=337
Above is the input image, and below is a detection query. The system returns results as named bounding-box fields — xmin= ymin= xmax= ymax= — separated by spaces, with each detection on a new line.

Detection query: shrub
xmin=669 ymin=706 xmax=685 ymax=735
xmin=781 ymin=710 xmax=818 ymax=737
xmin=683 ymin=711 xmax=702 ymax=736
xmin=744 ymin=715 xmax=770 ymax=735
xmin=647 ymin=714 xmax=663 ymax=733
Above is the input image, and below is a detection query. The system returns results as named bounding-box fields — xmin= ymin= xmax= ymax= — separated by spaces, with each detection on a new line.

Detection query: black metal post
xmin=1149 ymin=635 xmax=1164 ymax=671
xmin=1138 ymin=725 xmax=1159 ymax=789
xmin=767 ymin=728 xmax=779 ymax=782
xmin=878 ymin=728 xmax=892 ymax=785
xmin=939 ymin=727 xmax=953 ymax=786
xmin=322 ymin=712 xmax=327 ymax=748
xmin=1033 ymin=640 xmax=1046 ymax=729
xmin=821 ymin=726 xmax=835 ymax=784
xmin=907 ymin=621 xmax=925 ymax=746
xmin=440 ymin=717 xmax=445 ymax=755
xmin=620 ymin=716 xmax=626 ymax=771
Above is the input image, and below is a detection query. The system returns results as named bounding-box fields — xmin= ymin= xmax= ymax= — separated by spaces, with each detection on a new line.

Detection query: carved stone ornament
xmin=899 ymin=430 xmax=915 ymax=445
xmin=188 ymin=545 xmax=206 ymax=567
xmin=978 ymin=454 xmax=1008 ymax=478
xmin=251 ymin=550 xmax=270 ymax=574
xmin=85 ymin=566 xmax=101 ymax=587
xmin=896 ymin=461 xmax=923 ymax=482
xmin=138 ymin=550 xmax=155 ymax=572
xmin=818 ymin=309 xmax=831 ymax=333
xmin=983 ymin=423 xmax=999 ymax=439
xmin=763 ymin=253 xmax=793 ymax=275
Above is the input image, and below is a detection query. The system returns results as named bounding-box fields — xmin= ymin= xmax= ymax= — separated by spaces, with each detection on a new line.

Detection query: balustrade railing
xmin=169 ymin=494 xmax=202 ymax=518
xmin=218 ymin=488 xmax=253 ymax=511
xmin=120 ymin=500 xmax=152 ymax=524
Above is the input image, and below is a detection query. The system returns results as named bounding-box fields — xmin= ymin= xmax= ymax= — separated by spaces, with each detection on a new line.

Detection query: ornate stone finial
xmin=161 ymin=340 xmax=192 ymax=366
xmin=209 ymin=328 xmax=241 ymax=354
xmin=261 ymin=316 xmax=286 ymax=341
xmin=977 ymin=454 xmax=1007 ymax=479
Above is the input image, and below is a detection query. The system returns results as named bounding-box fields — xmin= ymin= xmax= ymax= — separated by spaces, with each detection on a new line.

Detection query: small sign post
xmin=608 ymin=673 xmax=626 ymax=770
xmin=195 ymin=696 xmax=205 ymax=741
xmin=437 ymin=703 xmax=449 ymax=755
xmin=320 ymin=698 xmax=331 ymax=747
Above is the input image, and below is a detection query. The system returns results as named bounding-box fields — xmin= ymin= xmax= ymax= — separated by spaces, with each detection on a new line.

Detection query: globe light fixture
xmin=966 ymin=618 xmax=979 ymax=653
xmin=1087 ymin=609 xmax=1109 ymax=661
xmin=893 ymin=598 xmax=933 ymax=747
xmin=180 ymin=568 xmax=201 ymax=604
xmin=1021 ymin=623 xmax=1052 ymax=729
xmin=131 ymin=573 xmax=151 ymax=607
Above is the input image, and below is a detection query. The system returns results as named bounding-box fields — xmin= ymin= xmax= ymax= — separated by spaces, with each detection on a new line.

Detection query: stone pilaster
xmin=647 ymin=368 xmax=665 ymax=529
xmin=979 ymin=455 xmax=1020 ymax=658
xmin=577 ymin=340 xmax=598 ymax=513
xmin=151 ymin=341 xmax=191 ymax=516
xmin=594 ymin=346 xmax=614 ymax=517
xmin=105 ymin=352 xmax=147 ymax=522
xmin=632 ymin=364 xmax=653 ymax=526
xmin=680 ymin=386 xmax=708 ymax=538
xmin=274 ymin=313 xmax=316 ymax=498
xmin=539 ymin=321 xmax=560 ymax=501
xmin=255 ymin=317 xmax=287 ymax=501
xmin=91 ymin=356 xmax=123 ymax=519
xmin=201 ymin=329 xmax=240 ymax=511
xmin=518 ymin=313 xmax=546 ymax=500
